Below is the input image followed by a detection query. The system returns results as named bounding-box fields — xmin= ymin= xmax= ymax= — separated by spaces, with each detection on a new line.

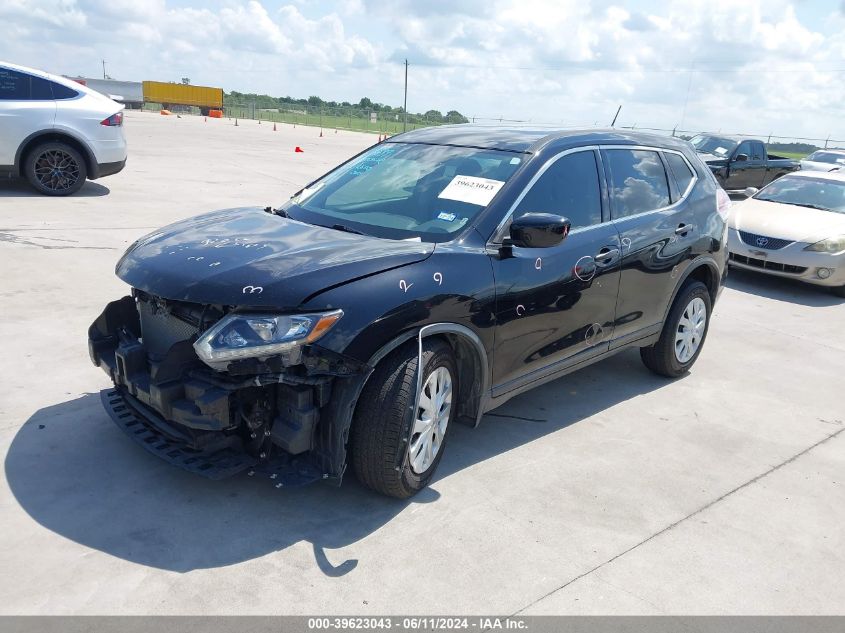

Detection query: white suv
xmin=0 ymin=61 xmax=127 ymax=196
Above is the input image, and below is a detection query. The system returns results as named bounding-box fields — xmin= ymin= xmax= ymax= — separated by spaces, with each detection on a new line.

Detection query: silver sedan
xmin=728 ymin=171 xmax=845 ymax=297
xmin=799 ymin=149 xmax=845 ymax=172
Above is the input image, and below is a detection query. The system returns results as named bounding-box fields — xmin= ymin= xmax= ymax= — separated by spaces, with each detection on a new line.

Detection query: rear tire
xmin=641 ymin=281 xmax=712 ymax=378
xmin=350 ymin=339 xmax=457 ymax=498
xmin=24 ymin=142 xmax=87 ymax=196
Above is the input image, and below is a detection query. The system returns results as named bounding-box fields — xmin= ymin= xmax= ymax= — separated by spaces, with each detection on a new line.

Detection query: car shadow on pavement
xmin=0 ymin=180 xmax=110 ymax=197
xmin=726 ymin=267 xmax=843 ymax=307
xmin=5 ymin=349 xmax=665 ymax=576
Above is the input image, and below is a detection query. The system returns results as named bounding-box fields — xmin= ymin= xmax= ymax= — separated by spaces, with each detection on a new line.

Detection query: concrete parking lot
xmin=1 ymin=111 xmax=843 ymax=615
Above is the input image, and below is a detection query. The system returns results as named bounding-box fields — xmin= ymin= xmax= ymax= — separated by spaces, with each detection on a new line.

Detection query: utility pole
xmin=403 ymin=59 xmax=409 ymax=133
xmin=101 ymin=59 xmax=107 ymax=80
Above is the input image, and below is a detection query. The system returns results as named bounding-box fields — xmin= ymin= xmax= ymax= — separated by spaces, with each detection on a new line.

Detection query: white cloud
xmin=0 ymin=0 xmax=842 ymax=141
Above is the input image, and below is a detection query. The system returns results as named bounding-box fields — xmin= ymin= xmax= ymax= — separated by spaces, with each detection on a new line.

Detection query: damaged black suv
xmin=89 ymin=126 xmax=728 ymax=498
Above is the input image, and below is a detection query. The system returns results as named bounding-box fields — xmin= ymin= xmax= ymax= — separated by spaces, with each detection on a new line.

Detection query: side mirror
xmin=509 ymin=213 xmax=571 ymax=248
xmin=734 ymin=153 xmax=749 ymax=162
xmin=744 ymin=187 xmax=759 ymax=197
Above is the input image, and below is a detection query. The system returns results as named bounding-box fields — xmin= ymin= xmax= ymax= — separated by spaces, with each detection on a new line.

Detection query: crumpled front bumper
xmin=88 ymin=295 xmax=358 ymax=486
xmin=100 ymin=388 xmax=258 ymax=480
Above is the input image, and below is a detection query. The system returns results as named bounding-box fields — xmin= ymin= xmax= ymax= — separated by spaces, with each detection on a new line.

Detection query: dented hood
xmin=116 ymin=207 xmax=434 ymax=307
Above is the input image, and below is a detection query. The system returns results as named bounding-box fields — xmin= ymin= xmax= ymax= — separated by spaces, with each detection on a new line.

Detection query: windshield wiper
xmin=264 ymin=206 xmax=289 ymax=218
xmin=790 ymin=202 xmax=830 ymax=211
xmin=328 ymin=223 xmax=370 ymax=236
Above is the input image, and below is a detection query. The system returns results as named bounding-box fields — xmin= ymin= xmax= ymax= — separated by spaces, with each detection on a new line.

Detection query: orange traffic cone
xmin=294 ymin=146 xmax=304 ymax=153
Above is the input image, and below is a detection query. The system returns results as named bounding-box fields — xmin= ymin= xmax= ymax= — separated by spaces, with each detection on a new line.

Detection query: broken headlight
xmin=193 ymin=310 xmax=343 ymax=369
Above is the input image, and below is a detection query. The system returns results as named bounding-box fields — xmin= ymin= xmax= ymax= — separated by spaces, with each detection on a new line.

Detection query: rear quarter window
xmin=605 ymin=149 xmax=671 ymax=218
xmin=30 ymin=76 xmax=53 ymax=100
xmin=51 ymin=82 xmax=79 ymax=100
xmin=664 ymin=152 xmax=695 ymax=197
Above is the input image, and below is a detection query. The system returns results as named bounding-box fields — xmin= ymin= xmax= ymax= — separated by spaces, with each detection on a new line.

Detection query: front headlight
xmin=193 ymin=310 xmax=343 ymax=368
xmin=804 ymin=235 xmax=845 ymax=254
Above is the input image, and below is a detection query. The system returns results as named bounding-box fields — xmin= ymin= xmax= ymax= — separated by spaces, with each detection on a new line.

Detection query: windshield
xmin=281 ymin=142 xmax=525 ymax=242
xmin=690 ymin=135 xmax=737 ymax=158
xmin=754 ymin=176 xmax=845 ymax=213
xmin=805 ymin=151 xmax=845 ymax=166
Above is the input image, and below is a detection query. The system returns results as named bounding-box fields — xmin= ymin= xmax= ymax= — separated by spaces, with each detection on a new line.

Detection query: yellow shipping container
xmin=142 ymin=81 xmax=224 ymax=111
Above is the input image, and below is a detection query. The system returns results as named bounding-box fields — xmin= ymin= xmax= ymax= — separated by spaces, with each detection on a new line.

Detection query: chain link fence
xmin=142 ymin=102 xmax=465 ymax=136
xmin=139 ymin=102 xmax=843 ymax=153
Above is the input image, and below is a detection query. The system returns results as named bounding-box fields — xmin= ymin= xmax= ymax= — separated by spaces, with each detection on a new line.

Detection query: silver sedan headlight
xmin=193 ymin=310 xmax=343 ymax=369
xmin=804 ymin=235 xmax=845 ymax=254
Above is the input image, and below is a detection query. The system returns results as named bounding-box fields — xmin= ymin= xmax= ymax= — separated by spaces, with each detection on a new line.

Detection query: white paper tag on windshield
xmin=715 ymin=147 xmax=728 ymax=156
xmin=437 ymin=175 xmax=505 ymax=207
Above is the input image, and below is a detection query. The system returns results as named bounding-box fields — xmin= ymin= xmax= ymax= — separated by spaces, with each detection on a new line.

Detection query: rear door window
xmin=0 ymin=68 xmax=30 ymax=100
xmin=605 ymin=149 xmax=671 ymax=218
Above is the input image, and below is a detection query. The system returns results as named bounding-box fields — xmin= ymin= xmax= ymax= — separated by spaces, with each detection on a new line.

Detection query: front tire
xmin=24 ymin=142 xmax=87 ymax=196
xmin=832 ymin=284 xmax=845 ymax=298
xmin=350 ymin=339 xmax=457 ymax=498
xmin=641 ymin=281 xmax=712 ymax=377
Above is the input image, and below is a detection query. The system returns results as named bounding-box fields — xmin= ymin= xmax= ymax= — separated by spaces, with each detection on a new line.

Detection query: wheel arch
xmin=416 ymin=323 xmax=490 ymax=429
xmin=314 ymin=322 xmax=490 ymax=482
xmin=362 ymin=322 xmax=489 ymax=428
xmin=663 ymin=257 xmax=721 ymax=324
xmin=15 ymin=130 xmax=96 ymax=178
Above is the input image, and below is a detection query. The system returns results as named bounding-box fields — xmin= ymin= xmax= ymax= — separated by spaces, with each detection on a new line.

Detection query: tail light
xmin=100 ymin=112 xmax=123 ymax=127
xmin=716 ymin=187 xmax=731 ymax=220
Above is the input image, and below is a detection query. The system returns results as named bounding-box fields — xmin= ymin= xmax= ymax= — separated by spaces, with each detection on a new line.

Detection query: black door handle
xmin=675 ymin=224 xmax=695 ymax=235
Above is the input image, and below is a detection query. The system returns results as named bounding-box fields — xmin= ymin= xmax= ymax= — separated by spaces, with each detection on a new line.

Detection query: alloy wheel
xmin=34 ymin=149 xmax=80 ymax=192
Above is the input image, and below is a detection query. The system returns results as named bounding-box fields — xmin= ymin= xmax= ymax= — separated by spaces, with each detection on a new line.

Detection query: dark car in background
xmin=88 ymin=127 xmax=728 ymax=498
xmin=691 ymin=134 xmax=799 ymax=195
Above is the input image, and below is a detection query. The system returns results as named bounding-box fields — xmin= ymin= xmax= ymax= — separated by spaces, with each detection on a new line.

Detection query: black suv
xmin=89 ymin=127 xmax=728 ymax=498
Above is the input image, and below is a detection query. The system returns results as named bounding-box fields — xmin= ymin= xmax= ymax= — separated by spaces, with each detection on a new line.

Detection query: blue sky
xmin=2 ymin=0 xmax=844 ymax=141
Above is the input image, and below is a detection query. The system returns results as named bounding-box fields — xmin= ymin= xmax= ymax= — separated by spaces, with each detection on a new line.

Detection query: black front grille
xmin=729 ymin=253 xmax=807 ymax=274
xmin=738 ymin=230 xmax=792 ymax=250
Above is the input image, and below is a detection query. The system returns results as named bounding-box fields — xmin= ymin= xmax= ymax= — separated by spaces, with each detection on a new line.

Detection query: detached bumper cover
xmin=101 ymin=388 xmax=257 ymax=480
